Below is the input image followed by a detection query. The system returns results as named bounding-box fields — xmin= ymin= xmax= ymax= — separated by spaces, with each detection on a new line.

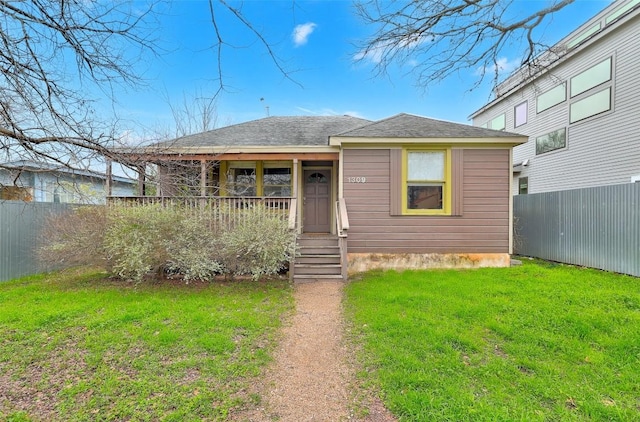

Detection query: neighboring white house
xmin=0 ymin=160 xmax=136 ymax=203
xmin=470 ymin=0 xmax=640 ymax=195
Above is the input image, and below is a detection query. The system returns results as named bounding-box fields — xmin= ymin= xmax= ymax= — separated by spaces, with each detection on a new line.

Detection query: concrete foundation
xmin=347 ymin=253 xmax=511 ymax=274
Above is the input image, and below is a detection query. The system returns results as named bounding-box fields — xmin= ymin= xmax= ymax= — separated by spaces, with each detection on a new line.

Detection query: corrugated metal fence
xmin=0 ymin=201 xmax=75 ymax=282
xmin=514 ymin=183 xmax=640 ymax=277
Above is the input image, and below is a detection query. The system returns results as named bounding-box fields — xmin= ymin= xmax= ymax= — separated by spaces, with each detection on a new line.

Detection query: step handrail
xmin=335 ymin=198 xmax=349 ymax=280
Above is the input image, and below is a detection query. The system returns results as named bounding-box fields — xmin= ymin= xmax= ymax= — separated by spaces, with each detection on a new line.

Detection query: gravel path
xmin=232 ymin=281 xmax=396 ymax=422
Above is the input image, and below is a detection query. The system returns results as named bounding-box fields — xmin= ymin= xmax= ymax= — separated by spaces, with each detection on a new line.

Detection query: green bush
xmin=164 ymin=214 xmax=223 ymax=282
xmin=104 ymin=204 xmax=178 ymax=281
xmin=220 ymin=205 xmax=297 ymax=280
xmin=39 ymin=202 xmax=296 ymax=283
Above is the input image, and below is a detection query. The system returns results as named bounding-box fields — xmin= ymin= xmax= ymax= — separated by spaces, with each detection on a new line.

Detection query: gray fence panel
xmin=514 ymin=183 xmax=640 ymax=277
xmin=0 ymin=201 xmax=75 ymax=282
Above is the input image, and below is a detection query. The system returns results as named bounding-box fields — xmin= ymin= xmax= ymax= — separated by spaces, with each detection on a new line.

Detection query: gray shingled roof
xmin=156 ymin=115 xmax=372 ymax=148
xmin=335 ymin=113 xmax=524 ymax=138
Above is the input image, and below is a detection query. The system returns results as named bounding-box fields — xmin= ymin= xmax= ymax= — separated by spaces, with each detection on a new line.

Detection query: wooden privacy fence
xmin=513 ymin=182 xmax=640 ymax=277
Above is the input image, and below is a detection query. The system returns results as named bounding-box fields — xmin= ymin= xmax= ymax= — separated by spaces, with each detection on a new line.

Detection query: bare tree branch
xmin=0 ymin=0 xmax=158 ymax=173
xmin=354 ymin=0 xmax=575 ymax=91
xmin=207 ymin=0 xmax=302 ymax=96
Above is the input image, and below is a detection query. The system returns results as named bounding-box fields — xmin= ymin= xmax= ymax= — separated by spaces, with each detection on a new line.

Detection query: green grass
xmin=0 ymin=269 xmax=293 ymax=421
xmin=345 ymin=260 xmax=640 ymax=421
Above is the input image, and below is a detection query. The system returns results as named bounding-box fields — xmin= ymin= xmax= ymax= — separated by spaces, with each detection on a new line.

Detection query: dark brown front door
xmin=303 ymin=169 xmax=331 ymax=232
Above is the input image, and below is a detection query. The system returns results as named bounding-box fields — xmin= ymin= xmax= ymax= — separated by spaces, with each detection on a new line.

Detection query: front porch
xmin=106 ymin=195 xmax=350 ymax=282
xmin=106 ymin=154 xmax=350 ymax=281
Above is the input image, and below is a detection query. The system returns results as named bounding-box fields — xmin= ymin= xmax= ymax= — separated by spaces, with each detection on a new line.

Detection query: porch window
xmin=402 ymin=149 xmax=450 ymax=215
xmin=224 ymin=161 xmax=292 ymax=197
xmin=263 ymin=162 xmax=292 ymax=197
xmin=227 ymin=163 xmax=256 ymax=196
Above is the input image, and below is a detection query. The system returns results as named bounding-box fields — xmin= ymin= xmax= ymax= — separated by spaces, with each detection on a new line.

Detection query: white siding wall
xmin=472 ymin=11 xmax=640 ymax=194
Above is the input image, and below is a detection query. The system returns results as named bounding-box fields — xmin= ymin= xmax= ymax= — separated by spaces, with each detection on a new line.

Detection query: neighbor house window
xmin=570 ymin=87 xmax=611 ymax=123
xmin=570 ymin=57 xmax=611 ymax=97
xmin=566 ymin=23 xmax=601 ymax=49
xmin=262 ymin=161 xmax=292 ymax=197
xmin=606 ymin=0 xmax=640 ymax=25
xmin=403 ymin=149 xmax=450 ymax=215
xmin=226 ymin=162 xmax=256 ymax=196
xmin=514 ymin=101 xmax=528 ymax=127
xmin=490 ymin=114 xmax=506 ymax=131
xmin=518 ymin=177 xmax=529 ymax=195
xmin=537 ymin=83 xmax=566 ymax=113
xmin=536 ymin=128 xmax=566 ymax=155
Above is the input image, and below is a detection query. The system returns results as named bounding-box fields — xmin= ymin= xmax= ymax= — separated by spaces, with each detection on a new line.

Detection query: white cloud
xmin=354 ymin=34 xmax=435 ymax=65
xmin=292 ymin=22 xmax=317 ymax=47
xmin=476 ymin=57 xmax=521 ymax=76
xmin=353 ymin=44 xmax=385 ymax=64
xmin=295 ymin=107 xmax=366 ymax=119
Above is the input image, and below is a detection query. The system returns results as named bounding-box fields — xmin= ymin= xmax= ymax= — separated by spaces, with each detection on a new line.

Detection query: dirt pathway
xmin=232 ymin=281 xmax=395 ymax=422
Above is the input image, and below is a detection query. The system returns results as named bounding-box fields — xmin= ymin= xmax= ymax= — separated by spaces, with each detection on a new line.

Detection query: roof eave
xmin=469 ymin=4 xmax=640 ymax=119
xmin=330 ymin=136 xmax=527 ymax=146
xmin=120 ymin=145 xmax=340 ymax=156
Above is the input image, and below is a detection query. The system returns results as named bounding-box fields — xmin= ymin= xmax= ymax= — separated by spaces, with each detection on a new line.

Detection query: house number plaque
xmin=347 ymin=177 xmax=367 ymax=183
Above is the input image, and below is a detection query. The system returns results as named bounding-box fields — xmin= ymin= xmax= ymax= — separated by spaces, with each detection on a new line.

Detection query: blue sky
xmin=112 ymin=0 xmax=612 ymax=139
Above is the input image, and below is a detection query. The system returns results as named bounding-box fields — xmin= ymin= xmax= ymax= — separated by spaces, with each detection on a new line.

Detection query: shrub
xmin=220 ymin=205 xmax=297 ymax=280
xmin=39 ymin=202 xmax=296 ymax=282
xmin=39 ymin=206 xmax=108 ymax=268
xmin=164 ymin=214 xmax=223 ymax=282
xmin=103 ymin=204 xmax=179 ymax=282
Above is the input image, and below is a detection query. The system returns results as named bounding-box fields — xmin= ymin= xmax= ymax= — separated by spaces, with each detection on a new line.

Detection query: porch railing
xmin=107 ymin=196 xmax=294 ymax=229
xmin=336 ymin=198 xmax=349 ymax=280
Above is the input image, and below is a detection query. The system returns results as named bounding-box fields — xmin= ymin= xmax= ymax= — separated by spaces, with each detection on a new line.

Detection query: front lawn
xmin=345 ymin=260 xmax=640 ymax=421
xmin=0 ymin=269 xmax=293 ymax=421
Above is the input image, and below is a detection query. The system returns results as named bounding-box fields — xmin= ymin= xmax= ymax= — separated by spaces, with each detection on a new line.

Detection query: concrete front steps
xmin=294 ymin=234 xmax=343 ymax=283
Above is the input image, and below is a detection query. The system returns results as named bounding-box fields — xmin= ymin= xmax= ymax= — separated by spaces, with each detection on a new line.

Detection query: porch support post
xmin=292 ymin=158 xmax=300 ymax=234
xmin=200 ymin=160 xmax=207 ymax=197
xmin=137 ymin=165 xmax=145 ymax=196
xmin=105 ymin=158 xmax=112 ymax=197
xmin=292 ymin=158 xmax=298 ymax=198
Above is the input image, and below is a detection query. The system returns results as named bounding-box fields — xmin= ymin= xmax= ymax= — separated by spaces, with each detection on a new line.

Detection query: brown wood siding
xmin=451 ymin=148 xmax=464 ymax=216
xmin=389 ymin=149 xmax=402 ymax=215
xmin=343 ymin=148 xmax=511 ymax=254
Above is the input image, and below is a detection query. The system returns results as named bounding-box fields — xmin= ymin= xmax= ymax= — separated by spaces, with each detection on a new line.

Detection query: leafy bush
xmin=220 ymin=205 xmax=297 ymax=280
xmin=164 ymin=214 xmax=223 ymax=282
xmin=104 ymin=204 xmax=196 ymax=282
xmin=39 ymin=202 xmax=296 ymax=283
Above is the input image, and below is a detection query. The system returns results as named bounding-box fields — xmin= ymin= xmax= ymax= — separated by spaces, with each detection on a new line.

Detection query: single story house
xmin=113 ymin=113 xmax=526 ymax=281
xmin=0 ymin=160 xmax=136 ymax=204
